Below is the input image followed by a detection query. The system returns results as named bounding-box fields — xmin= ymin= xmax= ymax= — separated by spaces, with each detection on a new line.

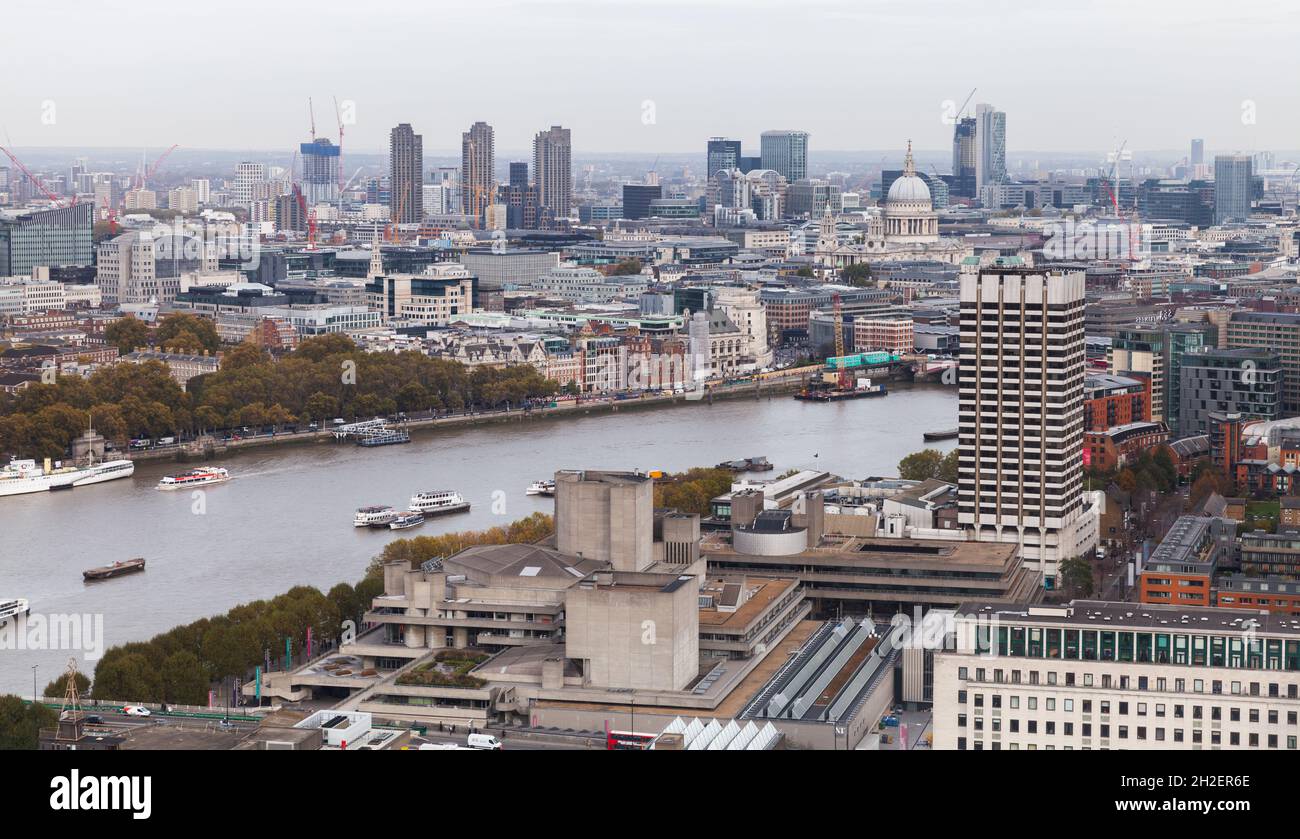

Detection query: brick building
xmin=1084 ymin=373 xmax=1152 ymax=432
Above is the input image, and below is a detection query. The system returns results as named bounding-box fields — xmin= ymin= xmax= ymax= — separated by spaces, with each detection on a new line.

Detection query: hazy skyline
xmin=3 ymin=0 xmax=1296 ymax=157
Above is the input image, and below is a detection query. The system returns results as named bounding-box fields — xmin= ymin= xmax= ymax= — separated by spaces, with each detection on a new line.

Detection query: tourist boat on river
xmin=354 ymin=505 xmax=397 ymax=527
xmin=389 ymin=511 xmax=425 ymax=530
xmin=156 ymin=467 xmax=230 ymax=490
xmin=409 ymin=490 xmax=470 ymax=516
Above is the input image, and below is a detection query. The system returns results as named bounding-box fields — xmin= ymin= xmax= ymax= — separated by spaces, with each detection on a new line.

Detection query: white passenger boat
xmin=354 ymin=505 xmax=397 ymax=527
xmin=408 ymin=490 xmax=470 ymax=516
xmin=389 ymin=511 xmax=426 ymax=530
xmin=0 ymin=457 xmax=135 ymax=498
xmin=0 ymin=598 xmax=29 ymax=625
xmin=156 ymin=467 xmax=230 ymax=490
xmin=525 ymin=480 xmax=556 ymax=497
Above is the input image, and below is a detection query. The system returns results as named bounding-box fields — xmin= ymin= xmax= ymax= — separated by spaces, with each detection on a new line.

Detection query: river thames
xmin=0 ymin=384 xmax=956 ymax=694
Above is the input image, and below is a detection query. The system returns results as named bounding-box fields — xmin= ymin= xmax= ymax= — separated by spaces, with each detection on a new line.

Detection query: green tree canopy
xmin=0 ymin=696 xmax=57 ymax=749
xmin=104 ymin=315 xmax=151 ymax=355
xmin=898 ymin=448 xmax=957 ymax=483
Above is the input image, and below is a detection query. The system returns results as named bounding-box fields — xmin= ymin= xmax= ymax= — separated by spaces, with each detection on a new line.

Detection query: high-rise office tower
xmin=958 ymin=268 xmax=1088 ymax=588
xmin=301 ymin=138 xmax=340 ymax=206
xmin=532 ymin=125 xmax=572 ymax=223
xmin=461 ymin=121 xmax=495 ymax=224
xmin=1214 ymin=154 xmax=1252 ymax=224
xmin=0 ymin=203 xmax=94 ymax=277
xmin=951 ymin=116 xmax=977 ymax=198
xmin=388 ymin=123 xmax=423 ymax=225
xmin=1190 ymin=138 xmax=1204 ymax=166
xmin=974 ymin=104 xmax=1006 ymax=194
xmin=707 ymin=138 xmax=742 ymax=179
xmin=232 ymin=162 xmax=266 ymax=207
xmin=760 ymin=130 xmax=809 ymax=182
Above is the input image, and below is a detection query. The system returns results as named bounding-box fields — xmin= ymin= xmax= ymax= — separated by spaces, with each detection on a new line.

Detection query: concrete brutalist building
xmin=253 ymin=468 xmax=813 ymax=733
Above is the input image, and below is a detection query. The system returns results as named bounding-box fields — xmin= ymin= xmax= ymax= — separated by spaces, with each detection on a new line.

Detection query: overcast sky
xmin=3 ymin=0 xmax=1295 ymax=156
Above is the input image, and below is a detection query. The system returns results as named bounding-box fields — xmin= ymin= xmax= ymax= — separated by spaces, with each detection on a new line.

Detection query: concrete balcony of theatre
xmin=340 ymin=626 xmax=430 ymax=660
xmin=364 ymin=610 xmax=562 ymax=634
xmin=356 ymin=685 xmax=495 ymax=726
xmin=473 ymin=631 xmax=560 ymax=646
xmin=240 ymin=649 xmax=389 ymax=702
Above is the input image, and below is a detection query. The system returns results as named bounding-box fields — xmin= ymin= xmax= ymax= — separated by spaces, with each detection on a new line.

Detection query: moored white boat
xmin=0 ymin=457 xmax=135 ymax=498
xmin=389 ymin=511 xmax=425 ymax=530
xmin=0 ymin=597 xmax=29 ymax=625
xmin=354 ymin=505 xmax=397 ymax=527
xmin=525 ymin=480 xmax=556 ymax=497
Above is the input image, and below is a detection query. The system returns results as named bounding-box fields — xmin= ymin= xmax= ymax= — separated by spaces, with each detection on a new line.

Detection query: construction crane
xmin=1102 ymin=140 xmax=1128 ymax=215
xmin=0 ymin=145 xmax=73 ymax=206
xmin=291 ymin=182 xmax=316 ymax=250
xmin=138 ymin=144 xmax=178 ymax=191
xmin=290 ymin=143 xmax=317 ymax=251
xmin=332 ymin=96 xmax=346 ymax=204
xmin=388 ymin=190 xmax=406 ymax=242
xmin=955 ymin=87 xmax=977 ymax=122
xmin=308 ymin=97 xmax=317 ymax=142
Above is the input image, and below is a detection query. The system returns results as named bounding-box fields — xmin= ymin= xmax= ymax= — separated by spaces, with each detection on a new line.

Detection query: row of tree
xmin=90 ymin=580 xmax=379 ymax=706
xmin=1 ymin=330 xmax=561 ymax=459
xmin=87 ymin=513 xmax=556 ymax=708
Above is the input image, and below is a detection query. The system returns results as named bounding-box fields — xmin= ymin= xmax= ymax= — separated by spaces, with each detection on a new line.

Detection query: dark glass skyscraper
xmin=707 ymin=138 xmax=741 ymax=179
xmin=1214 ymin=154 xmax=1252 ymax=224
xmin=951 ymin=116 xmax=977 ymax=198
xmin=622 ymin=184 xmax=662 ymax=220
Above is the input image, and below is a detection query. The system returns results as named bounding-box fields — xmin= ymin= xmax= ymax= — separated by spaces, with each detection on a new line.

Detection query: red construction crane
xmin=292 ymin=183 xmax=316 ymax=250
xmin=1102 ymin=140 xmax=1128 ymax=215
xmin=140 ymin=144 xmax=179 ymax=191
xmin=0 ymin=145 xmax=74 ymax=206
xmin=288 ymin=148 xmax=317 ymax=250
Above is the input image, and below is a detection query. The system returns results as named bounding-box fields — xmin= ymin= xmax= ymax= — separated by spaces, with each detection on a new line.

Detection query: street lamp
xmin=32 ymin=665 xmax=38 ymax=704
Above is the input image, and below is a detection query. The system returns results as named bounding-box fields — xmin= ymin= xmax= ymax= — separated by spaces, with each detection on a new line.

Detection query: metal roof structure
xmin=658 ymin=716 xmax=781 ymax=751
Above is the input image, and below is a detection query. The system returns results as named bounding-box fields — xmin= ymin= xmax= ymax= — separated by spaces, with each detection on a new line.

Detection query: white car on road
xmin=121 ymin=705 xmax=152 ymax=717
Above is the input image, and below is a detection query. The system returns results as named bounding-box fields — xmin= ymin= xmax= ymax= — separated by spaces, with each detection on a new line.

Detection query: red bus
xmin=606 ymin=730 xmax=656 ymax=750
